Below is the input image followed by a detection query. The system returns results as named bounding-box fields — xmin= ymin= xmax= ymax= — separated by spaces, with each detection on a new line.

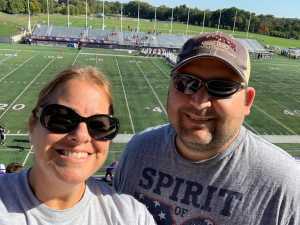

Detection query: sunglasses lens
xmin=40 ymin=104 xmax=78 ymax=133
xmin=173 ymin=75 xmax=201 ymax=95
xmin=88 ymin=116 xmax=119 ymax=140
xmin=39 ymin=104 xmax=119 ymax=140
xmin=173 ymin=74 xmax=243 ymax=98
xmin=207 ymin=80 xmax=242 ymax=98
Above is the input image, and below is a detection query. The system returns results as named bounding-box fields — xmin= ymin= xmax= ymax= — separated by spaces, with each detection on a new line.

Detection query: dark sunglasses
xmin=35 ymin=104 xmax=119 ymax=141
xmin=172 ymin=73 xmax=246 ymax=98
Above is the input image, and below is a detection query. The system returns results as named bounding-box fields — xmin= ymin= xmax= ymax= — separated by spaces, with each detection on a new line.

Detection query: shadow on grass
xmin=5 ymin=145 xmax=26 ymax=151
xmin=14 ymin=139 xmax=30 ymax=143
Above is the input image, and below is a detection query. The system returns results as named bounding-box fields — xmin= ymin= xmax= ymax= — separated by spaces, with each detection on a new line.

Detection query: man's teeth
xmin=61 ymin=151 xmax=89 ymax=158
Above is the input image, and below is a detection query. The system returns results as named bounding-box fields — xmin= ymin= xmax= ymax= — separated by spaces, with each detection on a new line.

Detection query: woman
xmin=0 ymin=66 xmax=156 ymax=225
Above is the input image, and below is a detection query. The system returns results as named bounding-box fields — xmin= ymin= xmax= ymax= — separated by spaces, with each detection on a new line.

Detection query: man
xmin=0 ymin=126 xmax=5 ymax=145
xmin=104 ymin=160 xmax=119 ymax=183
xmin=114 ymin=32 xmax=300 ymax=225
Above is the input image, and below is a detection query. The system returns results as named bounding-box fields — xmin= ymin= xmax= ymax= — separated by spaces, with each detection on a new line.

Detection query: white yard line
xmin=0 ymin=49 xmax=152 ymax=59
xmin=254 ymin=104 xmax=297 ymax=134
xmin=0 ymin=58 xmax=55 ymax=120
xmin=135 ymin=61 xmax=167 ymax=116
xmin=254 ymin=61 xmax=300 ymax=67
xmin=0 ymin=55 xmax=36 ymax=82
xmin=114 ymin=56 xmax=136 ymax=134
xmin=80 ymin=52 xmax=152 ymax=58
xmin=151 ymin=60 xmax=169 ymax=79
xmin=0 ymin=55 xmax=12 ymax=65
xmin=22 ymin=147 xmax=33 ymax=166
xmin=72 ymin=50 xmax=81 ymax=65
xmin=0 ymin=49 xmax=23 ymax=52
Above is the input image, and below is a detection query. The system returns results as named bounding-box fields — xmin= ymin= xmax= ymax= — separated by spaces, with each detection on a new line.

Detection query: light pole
xmin=102 ymin=0 xmax=105 ymax=30
xmin=67 ymin=0 xmax=70 ymax=27
xmin=247 ymin=12 xmax=252 ymax=38
xmin=185 ymin=7 xmax=190 ymax=36
xmin=217 ymin=9 xmax=222 ymax=32
xmin=137 ymin=0 xmax=140 ymax=32
xmin=170 ymin=7 xmax=173 ymax=33
xmin=85 ymin=0 xmax=88 ymax=29
xmin=201 ymin=10 xmax=206 ymax=33
xmin=27 ymin=0 xmax=31 ymax=33
xmin=232 ymin=9 xmax=237 ymax=34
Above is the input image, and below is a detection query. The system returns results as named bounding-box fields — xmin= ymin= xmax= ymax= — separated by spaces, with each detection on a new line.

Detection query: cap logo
xmin=174 ymin=32 xmax=250 ymax=84
xmin=196 ymin=34 xmax=237 ymax=58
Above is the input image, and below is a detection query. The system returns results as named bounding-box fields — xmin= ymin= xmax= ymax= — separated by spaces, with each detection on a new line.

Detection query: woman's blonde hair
xmin=29 ymin=66 xmax=113 ymax=130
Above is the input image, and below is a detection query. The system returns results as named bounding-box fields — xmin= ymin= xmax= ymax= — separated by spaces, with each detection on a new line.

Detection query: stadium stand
xmin=31 ymin=25 xmax=189 ymax=49
xmin=31 ymin=25 xmax=272 ymax=59
xmin=282 ymin=48 xmax=300 ymax=59
xmin=237 ymin=38 xmax=272 ymax=59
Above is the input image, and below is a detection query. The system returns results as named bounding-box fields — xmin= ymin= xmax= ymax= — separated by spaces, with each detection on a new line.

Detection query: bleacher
xmin=237 ymin=38 xmax=272 ymax=59
xmin=31 ymin=25 xmax=190 ymax=49
xmin=287 ymin=48 xmax=300 ymax=59
xmin=31 ymin=25 xmax=271 ymax=55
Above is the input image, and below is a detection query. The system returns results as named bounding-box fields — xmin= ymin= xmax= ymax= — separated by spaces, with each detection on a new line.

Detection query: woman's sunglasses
xmin=172 ymin=73 xmax=246 ymax=98
xmin=35 ymin=104 xmax=119 ymax=141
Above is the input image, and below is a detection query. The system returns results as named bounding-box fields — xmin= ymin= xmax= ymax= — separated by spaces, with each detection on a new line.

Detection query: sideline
xmin=5 ymin=133 xmax=300 ymax=144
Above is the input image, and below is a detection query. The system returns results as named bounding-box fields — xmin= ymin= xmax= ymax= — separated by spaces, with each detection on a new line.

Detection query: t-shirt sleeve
xmin=113 ymin=141 xmax=136 ymax=193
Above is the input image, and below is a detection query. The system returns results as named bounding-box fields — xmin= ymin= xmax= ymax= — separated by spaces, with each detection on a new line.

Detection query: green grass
xmin=275 ymin=144 xmax=300 ymax=157
xmin=0 ymin=44 xmax=299 ymax=169
xmin=1 ymin=12 xmax=300 ymax=48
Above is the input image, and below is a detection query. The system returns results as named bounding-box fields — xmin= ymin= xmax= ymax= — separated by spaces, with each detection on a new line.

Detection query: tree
xmin=7 ymin=0 xmax=26 ymax=14
xmin=0 ymin=0 xmax=7 ymax=11
xmin=31 ymin=0 xmax=41 ymax=14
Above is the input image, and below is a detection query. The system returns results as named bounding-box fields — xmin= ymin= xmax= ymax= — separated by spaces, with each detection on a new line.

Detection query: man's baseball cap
xmin=172 ymin=32 xmax=250 ymax=84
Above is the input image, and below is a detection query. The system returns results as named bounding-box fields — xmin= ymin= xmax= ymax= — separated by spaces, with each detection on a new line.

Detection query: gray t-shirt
xmin=0 ymin=169 xmax=156 ymax=225
xmin=114 ymin=124 xmax=300 ymax=225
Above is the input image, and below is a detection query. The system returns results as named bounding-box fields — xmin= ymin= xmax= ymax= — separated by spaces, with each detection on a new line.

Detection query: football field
xmin=0 ymin=44 xmax=299 ymax=171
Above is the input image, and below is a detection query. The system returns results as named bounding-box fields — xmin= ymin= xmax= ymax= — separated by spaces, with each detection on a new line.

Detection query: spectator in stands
xmin=114 ymin=32 xmax=300 ymax=225
xmin=0 ymin=66 xmax=155 ymax=225
xmin=5 ymin=162 xmax=23 ymax=173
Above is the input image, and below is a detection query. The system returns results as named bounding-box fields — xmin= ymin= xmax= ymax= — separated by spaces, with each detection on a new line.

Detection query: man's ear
xmin=244 ymin=87 xmax=256 ymax=116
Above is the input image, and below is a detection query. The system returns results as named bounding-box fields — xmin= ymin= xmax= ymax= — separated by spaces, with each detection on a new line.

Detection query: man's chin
xmin=181 ymin=130 xmax=213 ymax=146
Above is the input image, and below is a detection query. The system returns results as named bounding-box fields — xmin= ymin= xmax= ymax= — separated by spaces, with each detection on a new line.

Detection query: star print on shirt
xmin=134 ymin=192 xmax=175 ymax=225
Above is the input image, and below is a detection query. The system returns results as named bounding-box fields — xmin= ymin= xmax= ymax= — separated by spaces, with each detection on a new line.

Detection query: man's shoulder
xmin=245 ymin=128 xmax=296 ymax=162
xmin=119 ymin=123 xmax=174 ymax=159
xmin=244 ymin=128 xmax=300 ymax=184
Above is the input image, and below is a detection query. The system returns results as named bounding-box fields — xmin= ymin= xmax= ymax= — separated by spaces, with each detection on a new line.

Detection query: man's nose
xmin=190 ymin=86 xmax=212 ymax=108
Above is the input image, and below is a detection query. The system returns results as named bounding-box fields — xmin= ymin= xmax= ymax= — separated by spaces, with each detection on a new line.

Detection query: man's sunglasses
xmin=35 ymin=104 xmax=119 ymax=141
xmin=172 ymin=73 xmax=246 ymax=98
